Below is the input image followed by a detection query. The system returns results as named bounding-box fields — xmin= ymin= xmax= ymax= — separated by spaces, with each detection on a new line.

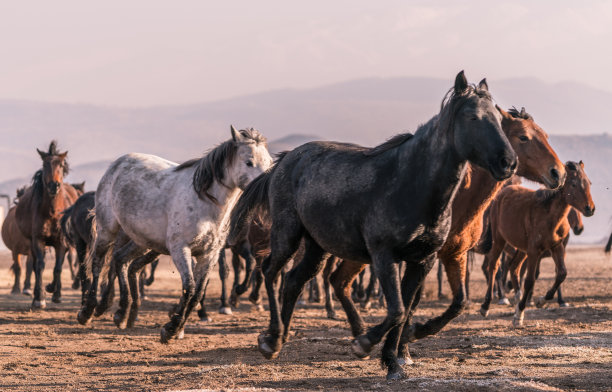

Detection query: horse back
xmin=2 ymin=206 xmax=30 ymax=255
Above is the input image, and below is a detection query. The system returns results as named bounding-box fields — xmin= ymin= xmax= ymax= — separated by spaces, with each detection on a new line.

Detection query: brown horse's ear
xmin=496 ymin=105 xmax=511 ymax=120
xmin=58 ymin=151 xmax=68 ymax=160
xmin=579 ymin=160 xmax=584 ymax=168
xmin=37 ymin=148 xmax=48 ymax=160
xmin=454 ymin=70 xmax=468 ymax=94
xmin=478 ymin=78 xmax=488 ymax=91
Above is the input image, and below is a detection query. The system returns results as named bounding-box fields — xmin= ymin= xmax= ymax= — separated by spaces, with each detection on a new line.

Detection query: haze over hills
xmin=0 ymin=76 xmax=611 ymax=243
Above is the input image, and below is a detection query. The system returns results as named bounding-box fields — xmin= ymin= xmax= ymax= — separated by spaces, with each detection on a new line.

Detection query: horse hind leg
xmin=23 ymin=255 xmax=34 ymax=296
xmin=536 ymin=245 xmax=567 ymax=309
xmin=323 ymin=256 xmax=339 ymax=319
xmin=112 ymin=242 xmax=147 ymax=329
xmin=217 ymin=249 xmax=233 ymax=315
xmin=330 ymin=259 xmax=367 ymax=337
xmin=127 ymin=251 xmax=160 ymax=328
xmin=10 ymin=253 xmax=22 ymax=295
xmin=257 ymin=213 xmax=303 ymax=360
xmin=280 ymin=235 xmax=328 ymax=342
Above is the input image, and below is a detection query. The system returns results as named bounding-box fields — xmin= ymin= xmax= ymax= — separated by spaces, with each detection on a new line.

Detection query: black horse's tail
xmin=60 ymin=205 xmax=75 ymax=246
xmin=228 ymin=167 xmax=277 ymax=247
xmin=605 ymin=231 xmax=612 ymax=254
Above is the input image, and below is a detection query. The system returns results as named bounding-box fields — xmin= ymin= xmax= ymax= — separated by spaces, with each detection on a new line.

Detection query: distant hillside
xmin=1 ymin=76 xmax=611 ymax=182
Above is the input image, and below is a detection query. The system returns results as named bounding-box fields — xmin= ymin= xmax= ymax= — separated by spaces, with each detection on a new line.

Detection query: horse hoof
xmin=535 ymin=296 xmax=547 ymax=308
xmin=326 ymin=311 xmax=339 ymax=320
xmin=113 ymin=313 xmax=127 ymax=329
xmin=177 ymin=329 xmax=185 ymax=340
xmin=351 ymin=335 xmax=372 ymax=359
xmin=77 ymin=309 xmax=92 ymax=325
xmin=386 ymin=370 xmax=405 ymax=381
xmin=31 ymin=300 xmax=46 ymax=310
xmin=257 ymin=334 xmax=280 ymax=360
xmin=22 ymin=288 xmax=33 ymax=297
xmin=11 ymin=288 xmax=21 ymax=295
xmin=199 ymin=316 xmax=213 ymax=322
xmin=559 ymin=302 xmax=570 ymax=308
xmin=498 ymin=298 xmax=511 ymax=306
xmin=45 ymin=284 xmax=55 ymax=294
xmin=512 ymin=318 xmax=524 ymax=328
xmin=479 ymin=306 xmax=489 ymax=318
xmin=52 ymin=295 xmax=62 ymax=304
xmin=254 ymin=304 xmax=265 ymax=312
xmin=397 ymin=355 xmax=414 ymax=366
xmin=218 ymin=306 xmax=233 ymax=315
xmin=72 ymin=281 xmax=80 ymax=290
xmin=160 ymin=327 xmax=175 ymax=344
xmin=297 ymin=299 xmax=306 ymax=306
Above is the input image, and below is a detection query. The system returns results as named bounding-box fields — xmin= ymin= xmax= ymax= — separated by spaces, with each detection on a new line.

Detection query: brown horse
xmin=2 ymin=200 xmax=33 ymax=295
xmin=494 ymin=207 xmax=584 ymax=307
xmin=15 ymin=141 xmax=80 ymax=309
xmin=329 ymin=106 xmax=565 ymax=363
xmin=605 ymin=231 xmax=612 ymax=254
xmin=480 ymin=161 xmax=594 ymax=327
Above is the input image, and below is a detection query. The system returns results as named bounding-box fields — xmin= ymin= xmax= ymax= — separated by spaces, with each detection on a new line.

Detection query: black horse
xmin=228 ymin=71 xmax=516 ymax=380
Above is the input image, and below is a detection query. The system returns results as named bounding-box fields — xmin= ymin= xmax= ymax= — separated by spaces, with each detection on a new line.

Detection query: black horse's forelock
xmin=175 ymin=128 xmax=266 ymax=203
xmin=42 ymin=140 xmax=70 ymax=175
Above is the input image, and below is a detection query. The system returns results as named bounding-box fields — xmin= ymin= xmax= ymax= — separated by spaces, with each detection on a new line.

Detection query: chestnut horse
xmin=480 ymin=161 xmax=594 ymax=327
xmin=15 ymin=141 xmax=80 ymax=309
xmin=492 ymin=207 xmax=584 ymax=307
xmin=2 ymin=190 xmax=32 ymax=295
xmin=328 ymin=106 xmax=564 ymax=365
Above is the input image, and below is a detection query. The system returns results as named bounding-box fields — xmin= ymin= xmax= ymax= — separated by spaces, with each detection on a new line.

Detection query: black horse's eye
xmin=519 ymin=135 xmax=529 ymax=142
xmin=246 ymin=161 xmax=254 ymax=167
xmin=470 ymin=116 xmax=478 ymax=121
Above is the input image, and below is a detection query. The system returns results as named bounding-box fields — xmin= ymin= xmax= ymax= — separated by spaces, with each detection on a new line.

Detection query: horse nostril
xmin=510 ymin=159 xmax=518 ymax=172
xmin=550 ymin=168 xmax=560 ymax=181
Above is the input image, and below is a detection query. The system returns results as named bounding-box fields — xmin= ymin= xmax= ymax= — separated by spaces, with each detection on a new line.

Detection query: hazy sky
xmin=0 ymin=0 xmax=610 ymax=106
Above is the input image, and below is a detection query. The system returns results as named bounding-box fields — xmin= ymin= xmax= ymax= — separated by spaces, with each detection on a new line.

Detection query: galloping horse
xmin=228 ymin=71 xmax=517 ymax=380
xmin=480 ymin=161 xmax=594 ymax=327
xmin=77 ymin=127 xmax=272 ymax=342
xmin=328 ymin=105 xmax=565 ymax=364
xmin=15 ymin=141 xmax=80 ymax=309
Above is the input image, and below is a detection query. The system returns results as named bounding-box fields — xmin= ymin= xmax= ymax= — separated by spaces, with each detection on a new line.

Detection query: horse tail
xmin=60 ymin=205 xmax=75 ymax=245
xmin=479 ymin=219 xmax=493 ymax=254
xmin=228 ymin=168 xmax=275 ymax=246
xmin=605 ymin=232 xmax=612 ymax=254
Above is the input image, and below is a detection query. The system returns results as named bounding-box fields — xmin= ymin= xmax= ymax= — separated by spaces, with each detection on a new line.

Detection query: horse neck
xmin=451 ymin=165 xmax=503 ymax=231
xmin=398 ymin=116 xmax=466 ymax=215
xmin=201 ymin=179 xmax=242 ymax=227
xmin=39 ymin=187 xmax=66 ymax=217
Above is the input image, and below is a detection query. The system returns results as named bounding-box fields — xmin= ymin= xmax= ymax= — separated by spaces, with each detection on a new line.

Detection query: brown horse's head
xmin=563 ymin=161 xmax=595 ymax=217
xmin=498 ymin=106 xmax=565 ymax=189
xmin=36 ymin=141 xmax=69 ymax=197
xmin=567 ymin=207 xmax=584 ymax=235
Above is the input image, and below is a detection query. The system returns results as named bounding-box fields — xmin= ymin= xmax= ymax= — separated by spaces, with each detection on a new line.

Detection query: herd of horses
xmin=1 ymin=71 xmax=604 ymax=381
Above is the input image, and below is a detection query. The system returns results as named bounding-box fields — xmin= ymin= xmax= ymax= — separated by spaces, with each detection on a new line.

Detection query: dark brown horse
xmin=480 ymin=161 xmax=594 ymax=327
xmin=328 ymin=106 xmax=565 ymax=364
xmin=15 ymin=141 xmax=80 ymax=309
xmin=605 ymin=231 xmax=612 ymax=254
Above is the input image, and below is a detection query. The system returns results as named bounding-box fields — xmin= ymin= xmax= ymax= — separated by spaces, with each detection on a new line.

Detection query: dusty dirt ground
xmin=0 ymin=246 xmax=610 ymax=392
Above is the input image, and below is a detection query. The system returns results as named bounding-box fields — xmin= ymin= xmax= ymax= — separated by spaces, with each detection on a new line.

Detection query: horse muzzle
xmin=47 ymin=181 xmax=60 ymax=196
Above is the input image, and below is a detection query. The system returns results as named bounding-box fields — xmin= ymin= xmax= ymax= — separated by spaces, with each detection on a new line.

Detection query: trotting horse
xmin=15 ymin=141 xmax=80 ymax=309
xmin=328 ymin=105 xmax=565 ymax=364
xmin=228 ymin=71 xmax=517 ymax=380
xmin=77 ymin=127 xmax=272 ymax=341
xmin=480 ymin=161 xmax=594 ymax=327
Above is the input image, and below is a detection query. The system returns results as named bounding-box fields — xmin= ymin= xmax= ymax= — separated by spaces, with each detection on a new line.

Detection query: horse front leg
xmin=23 ymin=255 xmax=34 ymax=296
xmin=48 ymin=245 xmax=67 ymax=303
xmin=480 ymin=237 xmax=506 ymax=317
xmin=31 ymin=239 xmax=47 ymax=310
xmin=330 ymin=259 xmax=367 ymax=336
xmin=233 ymin=241 xmax=254 ymax=301
xmin=323 ymin=256 xmax=338 ymax=319
xmin=536 ymin=244 xmax=567 ymax=309
xmin=127 ymin=251 xmax=160 ymax=328
xmin=409 ymin=252 xmax=468 ymax=340
xmin=217 ymin=249 xmax=232 ymax=315
xmin=161 ymin=247 xmax=196 ymax=343
xmin=352 ymin=252 xmax=404 ymax=364
xmin=514 ymin=252 xmax=539 ymax=327
xmin=113 ymin=242 xmax=146 ymax=329
xmin=10 ymin=253 xmax=22 ymax=295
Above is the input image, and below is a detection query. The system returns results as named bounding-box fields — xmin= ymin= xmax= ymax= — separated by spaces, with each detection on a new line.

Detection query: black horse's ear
xmin=37 ymin=148 xmax=47 ymax=160
xmin=566 ymin=161 xmax=577 ymax=171
xmin=520 ymin=107 xmax=526 ymax=117
xmin=454 ymin=70 xmax=468 ymax=94
xmin=478 ymin=78 xmax=488 ymax=91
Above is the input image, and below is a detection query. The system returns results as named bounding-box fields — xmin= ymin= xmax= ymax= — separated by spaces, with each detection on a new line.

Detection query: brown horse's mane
xmin=174 ymin=128 xmax=266 ymax=203
xmin=507 ymin=106 xmax=533 ymax=121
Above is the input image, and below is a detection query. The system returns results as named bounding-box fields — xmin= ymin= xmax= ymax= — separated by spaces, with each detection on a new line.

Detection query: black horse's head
xmin=447 ymin=71 xmax=517 ymax=181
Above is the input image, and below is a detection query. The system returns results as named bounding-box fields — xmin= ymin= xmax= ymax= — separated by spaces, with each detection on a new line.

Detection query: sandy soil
xmin=0 ymin=246 xmax=610 ymax=391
